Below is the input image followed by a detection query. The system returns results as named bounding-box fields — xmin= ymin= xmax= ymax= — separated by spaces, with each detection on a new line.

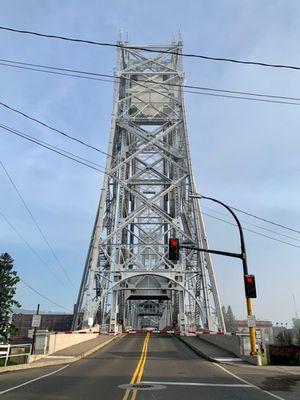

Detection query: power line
xmin=1 ymin=25 xmax=300 ymax=71
xmin=2 ymin=57 xmax=300 ymax=102
xmin=0 ymin=158 xmax=76 ymax=290
xmin=3 ymin=122 xmax=300 ymax=247
xmin=20 ymin=278 xmax=72 ymax=312
xmin=0 ymin=211 xmax=74 ymax=296
xmin=229 ymin=205 xmax=300 ymax=235
xmin=0 ymin=122 xmax=147 ymax=177
xmin=201 ymin=211 xmax=300 ymax=249
xmin=201 ymin=206 xmax=300 ymax=243
xmin=0 ymin=124 xmax=104 ymax=173
xmin=1 ymin=58 xmax=300 ymax=107
xmin=0 ymin=61 xmax=114 ymax=83
xmin=0 ymin=100 xmax=111 ymax=158
xmin=0 ymin=123 xmax=104 ymax=169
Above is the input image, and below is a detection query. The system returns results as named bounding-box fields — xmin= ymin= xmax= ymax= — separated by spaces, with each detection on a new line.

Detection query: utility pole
xmin=189 ymin=194 xmax=257 ymax=355
xmin=31 ymin=304 xmax=40 ymax=355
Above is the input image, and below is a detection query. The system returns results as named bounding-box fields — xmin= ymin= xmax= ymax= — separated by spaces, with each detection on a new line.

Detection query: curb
xmin=0 ymin=334 xmax=122 ymax=374
xmin=176 ymin=335 xmax=217 ymax=363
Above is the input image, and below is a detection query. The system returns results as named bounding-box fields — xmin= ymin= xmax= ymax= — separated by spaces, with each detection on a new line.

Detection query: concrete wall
xmin=47 ymin=332 xmax=99 ymax=354
xmin=197 ymin=334 xmax=242 ymax=357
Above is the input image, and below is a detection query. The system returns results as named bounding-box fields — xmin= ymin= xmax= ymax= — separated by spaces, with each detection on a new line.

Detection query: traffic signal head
xmin=244 ymin=274 xmax=257 ymax=298
xmin=169 ymin=238 xmax=179 ymax=261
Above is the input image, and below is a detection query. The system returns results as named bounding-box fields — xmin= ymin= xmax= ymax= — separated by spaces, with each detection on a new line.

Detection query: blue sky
xmin=0 ymin=0 xmax=299 ymax=325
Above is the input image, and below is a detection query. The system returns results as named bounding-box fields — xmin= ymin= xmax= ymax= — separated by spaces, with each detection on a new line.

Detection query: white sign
xmin=247 ymin=315 xmax=256 ymax=327
xmin=27 ymin=329 xmax=34 ymax=338
xmin=32 ymin=314 xmax=41 ymax=328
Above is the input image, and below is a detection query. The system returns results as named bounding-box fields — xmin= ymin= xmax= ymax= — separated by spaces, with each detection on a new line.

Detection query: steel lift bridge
xmin=72 ymin=38 xmax=225 ymax=334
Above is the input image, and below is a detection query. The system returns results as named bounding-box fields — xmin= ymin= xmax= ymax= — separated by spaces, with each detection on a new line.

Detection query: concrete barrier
xmin=197 ymin=334 xmax=262 ymax=365
xmin=0 ymin=335 xmax=122 ymax=373
xmin=197 ymin=333 xmax=242 ymax=357
xmin=47 ymin=332 xmax=99 ymax=354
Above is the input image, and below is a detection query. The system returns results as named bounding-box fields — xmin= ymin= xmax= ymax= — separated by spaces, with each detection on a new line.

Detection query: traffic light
xmin=169 ymin=238 xmax=179 ymax=261
xmin=244 ymin=274 xmax=257 ymax=298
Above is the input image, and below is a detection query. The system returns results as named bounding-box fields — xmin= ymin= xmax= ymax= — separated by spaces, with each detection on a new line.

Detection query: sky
xmin=0 ymin=0 xmax=299 ymax=326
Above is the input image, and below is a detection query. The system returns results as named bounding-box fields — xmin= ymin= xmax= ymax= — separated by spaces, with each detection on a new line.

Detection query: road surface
xmin=0 ymin=333 xmax=299 ymax=399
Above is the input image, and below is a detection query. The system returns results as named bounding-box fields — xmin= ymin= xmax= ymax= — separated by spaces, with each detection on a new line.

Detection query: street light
xmin=189 ymin=193 xmax=257 ymax=355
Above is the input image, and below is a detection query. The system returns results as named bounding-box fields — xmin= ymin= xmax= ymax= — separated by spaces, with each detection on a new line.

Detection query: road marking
xmin=0 ymin=364 xmax=69 ymax=396
xmin=132 ymin=332 xmax=150 ymax=400
xmin=136 ymin=332 xmax=150 ymax=383
xmin=143 ymin=381 xmax=251 ymax=387
xmin=214 ymin=357 xmax=243 ymax=362
xmin=215 ymin=363 xmax=287 ymax=400
xmin=122 ymin=333 xmax=150 ymax=400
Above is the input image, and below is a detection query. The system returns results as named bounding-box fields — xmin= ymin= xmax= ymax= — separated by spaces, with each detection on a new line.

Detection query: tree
xmin=0 ymin=253 xmax=21 ymax=342
xmin=222 ymin=305 xmax=238 ymax=333
xmin=292 ymin=318 xmax=300 ymax=330
xmin=293 ymin=329 xmax=300 ymax=346
xmin=276 ymin=330 xmax=293 ymax=346
xmin=292 ymin=319 xmax=300 ymax=345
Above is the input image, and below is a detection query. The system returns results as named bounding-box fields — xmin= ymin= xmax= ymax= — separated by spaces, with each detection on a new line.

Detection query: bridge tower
xmin=72 ymin=38 xmax=225 ymax=333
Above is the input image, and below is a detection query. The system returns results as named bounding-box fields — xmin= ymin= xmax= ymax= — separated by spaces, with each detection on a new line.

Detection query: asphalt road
xmin=0 ymin=334 xmax=299 ymax=399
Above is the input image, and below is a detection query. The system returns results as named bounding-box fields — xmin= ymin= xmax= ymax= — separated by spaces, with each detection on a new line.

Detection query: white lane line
xmin=215 ymin=364 xmax=287 ymax=400
xmin=143 ymin=381 xmax=251 ymax=388
xmin=0 ymin=364 xmax=69 ymax=396
xmin=214 ymin=358 xmax=243 ymax=362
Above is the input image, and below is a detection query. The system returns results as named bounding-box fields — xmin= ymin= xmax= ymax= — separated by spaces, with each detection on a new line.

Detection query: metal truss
xmin=72 ymin=38 xmax=225 ymax=333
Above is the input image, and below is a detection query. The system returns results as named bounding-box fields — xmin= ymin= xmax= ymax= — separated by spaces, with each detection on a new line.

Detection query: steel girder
xmin=72 ymin=39 xmax=225 ymax=333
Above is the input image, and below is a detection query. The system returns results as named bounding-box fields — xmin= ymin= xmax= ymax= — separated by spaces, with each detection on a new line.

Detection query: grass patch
xmin=260 ymin=353 xmax=268 ymax=365
xmin=0 ymin=358 xmax=18 ymax=367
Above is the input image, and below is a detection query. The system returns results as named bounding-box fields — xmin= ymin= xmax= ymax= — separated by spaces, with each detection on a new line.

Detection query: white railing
xmin=0 ymin=344 xmax=32 ymax=367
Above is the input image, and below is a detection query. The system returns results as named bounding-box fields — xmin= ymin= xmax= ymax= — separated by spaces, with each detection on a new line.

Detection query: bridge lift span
xmin=72 ymin=37 xmax=225 ymax=334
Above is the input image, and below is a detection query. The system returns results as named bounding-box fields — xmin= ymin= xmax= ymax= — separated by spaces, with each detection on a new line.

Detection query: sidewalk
xmin=0 ymin=334 xmax=122 ymax=374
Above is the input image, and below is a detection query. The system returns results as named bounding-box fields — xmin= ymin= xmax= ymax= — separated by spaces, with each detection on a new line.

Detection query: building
xmin=236 ymin=320 xmax=274 ymax=344
xmin=11 ymin=313 xmax=73 ymax=341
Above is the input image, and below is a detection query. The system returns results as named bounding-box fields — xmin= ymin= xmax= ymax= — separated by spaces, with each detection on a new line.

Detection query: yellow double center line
xmin=123 ymin=332 xmax=150 ymax=400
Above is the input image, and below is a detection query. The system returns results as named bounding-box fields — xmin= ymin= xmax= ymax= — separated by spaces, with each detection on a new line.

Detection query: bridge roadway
xmin=0 ymin=333 xmax=297 ymax=399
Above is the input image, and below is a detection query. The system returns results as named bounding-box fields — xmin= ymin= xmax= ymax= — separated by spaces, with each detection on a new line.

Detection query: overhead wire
xmin=0 ymin=124 xmax=104 ymax=169
xmin=1 ymin=25 xmax=300 ymax=71
xmin=1 ymin=107 xmax=299 ymax=237
xmin=228 ymin=205 xmax=300 ymax=235
xmin=0 ymin=124 xmax=105 ymax=173
xmin=201 ymin=212 xmax=300 ymax=249
xmin=1 ymin=58 xmax=300 ymax=107
xmin=201 ymin=206 xmax=300 ymax=242
xmin=2 ymin=123 xmax=300 ymax=248
xmin=0 ymin=61 xmax=114 ymax=83
xmin=0 ymin=211 xmax=74 ymax=297
xmin=1 ymin=57 xmax=300 ymax=101
xmin=20 ymin=278 xmax=72 ymax=312
xmin=0 ymin=158 xmax=76 ymax=290
xmin=0 ymin=100 xmax=111 ymax=158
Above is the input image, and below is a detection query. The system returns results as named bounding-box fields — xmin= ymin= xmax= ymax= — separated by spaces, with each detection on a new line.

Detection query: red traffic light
xmin=169 ymin=238 xmax=179 ymax=261
xmin=244 ymin=274 xmax=257 ymax=298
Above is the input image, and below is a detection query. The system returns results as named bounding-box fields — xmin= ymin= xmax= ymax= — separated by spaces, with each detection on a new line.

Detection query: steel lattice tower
xmin=72 ymin=38 xmax=225 ymax=333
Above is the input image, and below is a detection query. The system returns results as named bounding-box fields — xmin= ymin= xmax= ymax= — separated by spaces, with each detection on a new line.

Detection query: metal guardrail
xmin=0 ymin=344 xmax=32 ymax=367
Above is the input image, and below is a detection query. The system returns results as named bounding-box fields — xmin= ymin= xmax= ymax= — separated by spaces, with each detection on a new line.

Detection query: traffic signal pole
xmin=188 ymin=194 xmax=257 ymax=355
